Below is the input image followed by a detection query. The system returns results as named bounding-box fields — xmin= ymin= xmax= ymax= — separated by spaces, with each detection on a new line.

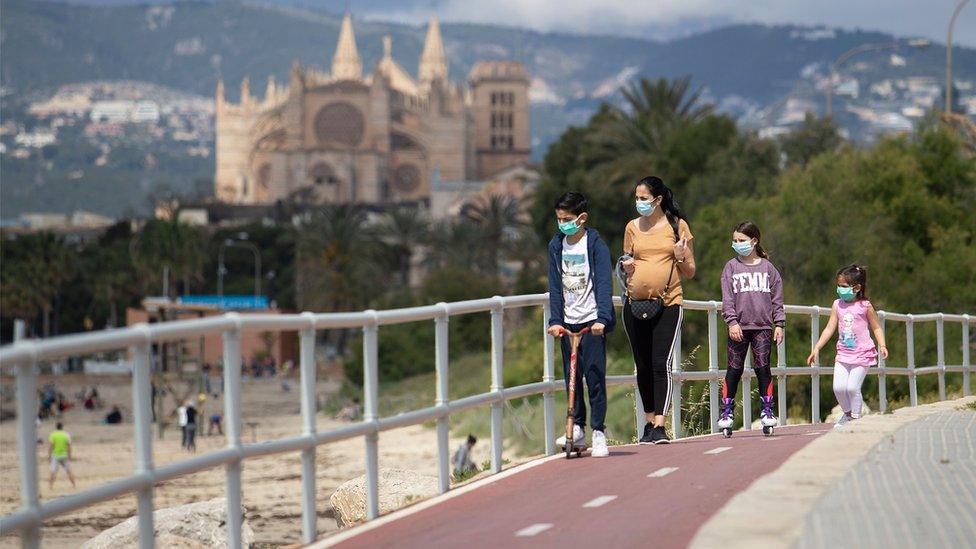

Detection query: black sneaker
xmin=650 ymin=425 xmax=671 ymax=445
xmin=639 ymin=422 xmax=655 ymax=444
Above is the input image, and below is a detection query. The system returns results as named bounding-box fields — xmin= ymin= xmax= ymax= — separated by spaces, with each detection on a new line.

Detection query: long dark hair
xmin=635 ymin=176 xmax=686 ymax=225
xmin=733 ymin=220 xmax=769 ymax=258
xmin=837 ymin=264 xmax=868 ymax=300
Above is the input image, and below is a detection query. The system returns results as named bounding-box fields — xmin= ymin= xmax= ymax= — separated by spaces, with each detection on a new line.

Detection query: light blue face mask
xmin=732 ymin=241 xmax=754 ymax=257
xmin=836 ymin=286 xmax=856 ymax=302
xmin=635 ymin=199 xmax=655 ymax=217
xmin=558 ymin=216 xmax=581 ymax=236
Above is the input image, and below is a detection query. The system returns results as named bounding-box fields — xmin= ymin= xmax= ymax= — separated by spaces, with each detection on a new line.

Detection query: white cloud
xmin=363 ymin=0 xmax=976 ymax=47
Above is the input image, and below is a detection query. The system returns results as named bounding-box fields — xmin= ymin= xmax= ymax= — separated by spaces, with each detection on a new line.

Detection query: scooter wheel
xmin=565 ymin=443 xmax=573 ymax=459
xmin=763 ymin=425 xmax=773 ymax=437
xmin=576 ymin=449 xmax=583 ymax=457
xmin=722 ymin=428 xmax=733 ymax=438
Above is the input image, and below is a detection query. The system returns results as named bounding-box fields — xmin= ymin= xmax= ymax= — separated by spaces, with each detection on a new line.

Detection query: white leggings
xmin=833 ymin=362 xmax=869 ymax=418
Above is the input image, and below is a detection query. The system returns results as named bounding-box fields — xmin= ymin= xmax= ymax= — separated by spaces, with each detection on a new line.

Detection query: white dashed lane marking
xmin=704 ymin=446 xmax=732 ymax=455
xmin=582 ymin=495 xmax=617 ymax=508
xmin=648 ymin=467 xmax=679 ymax=478
xmin=805 ymin=430 xmax=830 ymax=436
xmin=515 ymin=523 xmax=554 ymax=537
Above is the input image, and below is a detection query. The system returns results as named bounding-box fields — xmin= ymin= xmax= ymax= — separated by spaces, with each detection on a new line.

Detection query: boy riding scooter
xmin=547 ymin=192 xmax=616 ymax=457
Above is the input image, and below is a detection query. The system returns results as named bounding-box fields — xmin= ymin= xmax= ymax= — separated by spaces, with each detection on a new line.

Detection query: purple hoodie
xmin=720 ymin=258 xmax=785 ymax=330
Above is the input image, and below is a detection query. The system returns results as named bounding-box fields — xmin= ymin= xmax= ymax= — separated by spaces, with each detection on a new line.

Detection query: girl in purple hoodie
xmin=719 ymin=221 xmax=785 ymax=436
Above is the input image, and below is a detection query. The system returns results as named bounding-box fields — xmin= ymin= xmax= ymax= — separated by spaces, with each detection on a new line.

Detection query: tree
xmin=379 ymin=205 xmax=430 ymax=287
xmin=779 ymin=113 xmax=844 ymax=167
xmin=296 ymin=204 xmax=388 ymax=354
xmin=464 ymin=194 xmax=524 ymax=274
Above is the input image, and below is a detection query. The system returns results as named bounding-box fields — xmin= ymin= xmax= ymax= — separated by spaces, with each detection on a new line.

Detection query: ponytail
xmin=733 ymin=220 xmax=769 ymax=258
xmin=636 ymin=176 xmax=686 ymax=225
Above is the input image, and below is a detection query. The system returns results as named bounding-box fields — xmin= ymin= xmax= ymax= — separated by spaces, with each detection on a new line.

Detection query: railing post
xmin=707 ymin=304 xmax=719 ymax=433
xmin=132 ymin=329 xmax=155 ymax=549
xmin=542 ymin=301 xmax=556 ymax=456
xmin=434 ymin=304 xmax=451 ymax=493
xmin=671 ymin=323 xmax=683 ymax=439
xmin=14 ymin=327 xmax=40 ymax=549
xmin=877 ymin=311 xmax=887 ymax=413
xmin=936 ymin=314 xmax=946 ymax=401
xmin=776 ymin=321 xmax=787 ymax=426
xmin=489 ymin=297 xmax=504 ymax=474
xmin=299 ymin=315 xmax=317 ymax=543
xmin=222 ymin=317 xmax=244 ymax=549
xmin=907 ymin=314 xmax=917 ymax=407
xmin=810 ymin=309 xmax=821 ymax=423
xmin=963 ymin=315 xmax=971 ymax=397
xmin=741 ymin=350 xmax=752 ymax=430
xmin=362 ymin=311 xmax=380 ymax=520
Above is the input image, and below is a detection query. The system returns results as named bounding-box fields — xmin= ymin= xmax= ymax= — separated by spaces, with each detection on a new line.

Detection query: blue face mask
xmin=836 ymin=286 xmax=856 ymax=302
xmin=635 ymin=199 xmax=655 ymax=217
xmin=732 ymin=241 xmax=754 ymax=257
xmin=558 ymin=216 xmax=581 ymax=236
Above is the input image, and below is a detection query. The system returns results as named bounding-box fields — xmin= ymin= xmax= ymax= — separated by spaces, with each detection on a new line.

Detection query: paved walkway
xmin=797 ymin=409 xmax=976 ymax=549
xmin=317 ymin=425 xmax=827 ymax=548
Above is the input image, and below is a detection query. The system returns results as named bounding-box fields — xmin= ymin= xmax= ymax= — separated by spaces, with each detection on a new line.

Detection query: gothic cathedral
xmin=214 ymin=14 xmax=531 ymax=205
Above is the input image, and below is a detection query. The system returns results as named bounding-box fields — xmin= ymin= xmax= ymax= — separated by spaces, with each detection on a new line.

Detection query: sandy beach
xmin=0 ymin=373 xmax=491 ymax=547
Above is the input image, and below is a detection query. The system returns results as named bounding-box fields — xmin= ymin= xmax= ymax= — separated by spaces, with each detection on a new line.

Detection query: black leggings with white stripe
xmin=623 ymin=303 xmax=682 ymax=416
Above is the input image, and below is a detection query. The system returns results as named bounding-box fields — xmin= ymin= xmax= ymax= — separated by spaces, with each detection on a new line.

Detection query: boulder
xmin=81 ymin=498 xmax=255 ymax=549
xmin=329 ymin=468 xmax=439 ymax=528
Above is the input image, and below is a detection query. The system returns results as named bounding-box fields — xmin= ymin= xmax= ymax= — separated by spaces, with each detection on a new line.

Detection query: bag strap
xmin=661 ymin=215 xmax=680 ymax=295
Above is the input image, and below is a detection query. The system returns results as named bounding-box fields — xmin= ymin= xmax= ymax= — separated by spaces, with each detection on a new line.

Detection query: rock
xmin=81 ymin=498 xmax=255 ymax=549
xmin=330 ymin=468 xmax=439 ymax=528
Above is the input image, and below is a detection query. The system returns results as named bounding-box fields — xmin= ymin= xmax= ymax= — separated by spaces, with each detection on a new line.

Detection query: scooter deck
xmin=562 ymin=444 xmax=589 ymax=458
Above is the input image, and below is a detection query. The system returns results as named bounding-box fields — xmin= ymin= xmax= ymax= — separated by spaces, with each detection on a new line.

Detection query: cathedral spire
xmin=216 ymin=78 xmax=225 ymax=107
xmin=266 ymin=74 xmax=277 ymax=100
xmin=419 ymin=13 xmax=448 ymax=86
xmin=332 ymin=12 xmax=362 ymax=80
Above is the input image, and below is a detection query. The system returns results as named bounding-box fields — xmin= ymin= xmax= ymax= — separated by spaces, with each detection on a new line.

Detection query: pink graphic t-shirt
xmin=834 ymin=298 xmax=877 ymax=366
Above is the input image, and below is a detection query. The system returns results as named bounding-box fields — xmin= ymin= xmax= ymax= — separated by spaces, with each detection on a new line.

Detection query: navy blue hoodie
xmin=547 ymin=228 xmax=616 ymax=332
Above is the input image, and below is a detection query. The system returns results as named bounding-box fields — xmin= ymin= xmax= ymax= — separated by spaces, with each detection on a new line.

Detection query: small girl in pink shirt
xmin=807 ymin=264 xmax=889 ymax=427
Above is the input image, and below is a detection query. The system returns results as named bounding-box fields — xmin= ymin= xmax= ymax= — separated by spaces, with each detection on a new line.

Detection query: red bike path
xmin=320 ymin=424 xmax=829 ymax=548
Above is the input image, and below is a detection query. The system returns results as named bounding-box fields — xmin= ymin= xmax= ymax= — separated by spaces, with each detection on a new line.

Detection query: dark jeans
xmin=724 ymin=329 xmax=774 ymax=401
xmin=623 ymin=303 xmax=682 ymax=416
xmin=558 ymin=319 xmax=607 ymax=432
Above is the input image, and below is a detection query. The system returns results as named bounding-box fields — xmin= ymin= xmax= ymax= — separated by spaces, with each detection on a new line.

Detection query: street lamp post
xmin=217 ymin=238 xmax=262 ymax=299
xmin=947 ymin=0 xmax=971 ymax=114
xmin=826 ymin=38 xmax=931 ymax=117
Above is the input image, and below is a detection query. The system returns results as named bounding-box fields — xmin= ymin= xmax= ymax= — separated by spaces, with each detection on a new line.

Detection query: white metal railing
xmin=0 ymin=295 xmax=972 ymax=548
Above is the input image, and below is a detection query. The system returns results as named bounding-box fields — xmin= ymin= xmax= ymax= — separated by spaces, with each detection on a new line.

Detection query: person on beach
xmin=618 ymin=176 xmax=695 ymax=445
xmin=547 ymin=191 xmax=616 ymax=457
xmin=48 ymin=422 xmax=76 ymax=489
xmin=807 ymin=264 xmax=889 ymax=427
xmin=452 ymin=434 xmax=478 ymax=475
xmin=719 ymin=221 xmax=785 ymax=433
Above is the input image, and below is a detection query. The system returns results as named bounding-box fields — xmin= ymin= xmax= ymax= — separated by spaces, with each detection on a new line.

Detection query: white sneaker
xmin=834 ymin=414 xmax=852 ymax=428
xmin=591 ymin=430 xmax=609 ymax=457
xmin=556 ymin=424 xmax=585 ymax=447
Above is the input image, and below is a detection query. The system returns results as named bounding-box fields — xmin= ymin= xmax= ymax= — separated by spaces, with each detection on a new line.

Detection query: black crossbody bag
xmin=627 ymin=218 xmax=679 ymax=320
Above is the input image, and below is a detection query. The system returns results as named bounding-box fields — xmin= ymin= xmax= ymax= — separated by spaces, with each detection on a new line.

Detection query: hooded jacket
xmin=547 ymin=227 xmax=616 ymax=332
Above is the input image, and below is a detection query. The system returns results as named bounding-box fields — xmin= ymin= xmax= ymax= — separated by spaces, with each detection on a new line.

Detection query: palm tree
xmin=296 ymin=204 xmax=387 ymax=354
xmin=131 ymin=220 xmax=206 ymax=297
xmin=423 ymin=218 xmax=484 ymax=272
xmin=0 ymin=233 xmax=77 ymax=336
xmin=379 ymin=205 xmax=430 ymax=287
xmin=464 ymin=194 xmax=524 ymax=274
xmin=586 ymin=76 xmax=714 ymax=188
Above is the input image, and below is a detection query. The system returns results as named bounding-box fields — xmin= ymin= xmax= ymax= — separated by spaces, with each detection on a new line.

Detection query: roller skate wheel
xmin=722 ymin=428 xmax=733 ymax=438
xmin=762 ymin=425 xmax=774 ymax=436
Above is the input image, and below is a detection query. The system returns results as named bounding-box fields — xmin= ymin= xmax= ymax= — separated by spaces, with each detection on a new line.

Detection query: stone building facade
xmin=214 ymin=14 xmax=531 ymax=205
